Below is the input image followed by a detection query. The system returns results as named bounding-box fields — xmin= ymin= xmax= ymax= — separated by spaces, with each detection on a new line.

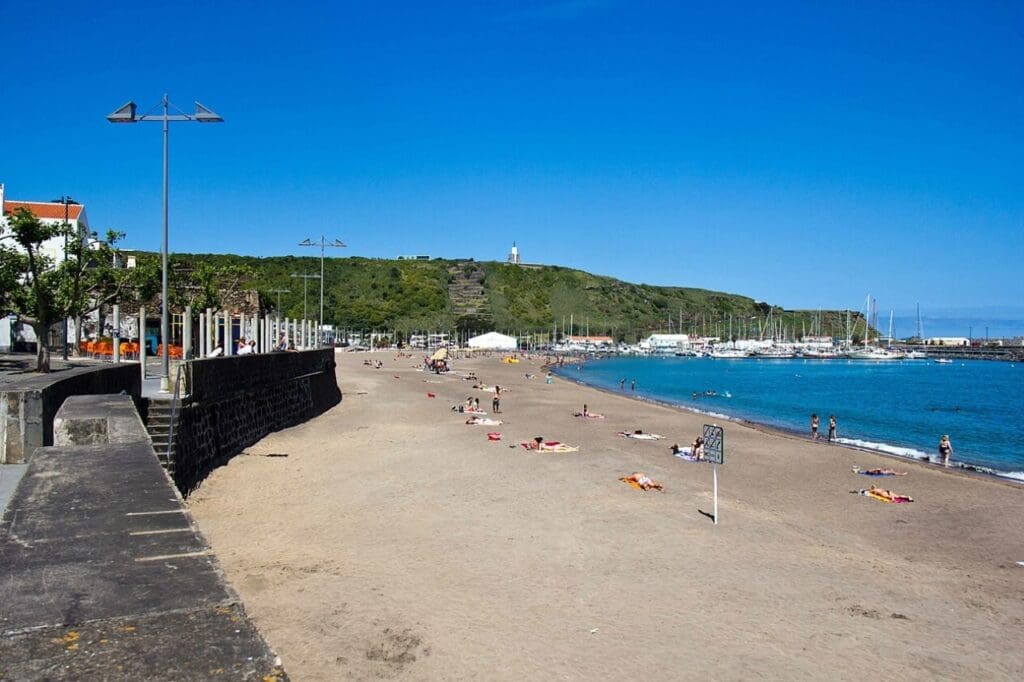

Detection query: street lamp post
xmin=267 ymin=288 xmax=291 ymax=318
xmin=290 ymin=272 xmax=321 ymax=322
xmin=107 ymin=95 xmax=223 ymax=391
xmin=298 ymin=236 xmax=345 ymax=346
xmin=52 ymin=195 xmax=79 ymax=361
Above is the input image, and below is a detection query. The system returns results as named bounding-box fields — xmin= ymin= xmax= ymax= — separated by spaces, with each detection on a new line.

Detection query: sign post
xmin=702 ymin=424 xmax=724 ymax=525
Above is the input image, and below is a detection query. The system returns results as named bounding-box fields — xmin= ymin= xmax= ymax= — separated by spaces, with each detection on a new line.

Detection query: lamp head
xmin=193 ymin=101 xmax=224 ymax=123
xmin=107 ymin=101 xmax=137 ymax=123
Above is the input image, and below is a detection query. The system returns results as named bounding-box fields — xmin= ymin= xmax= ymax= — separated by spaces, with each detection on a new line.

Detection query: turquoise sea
xmin=558 ymin=357 xmax=1024 ymax=482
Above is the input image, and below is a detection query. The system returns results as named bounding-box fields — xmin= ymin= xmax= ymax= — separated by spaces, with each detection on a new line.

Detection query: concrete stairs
xmin=143 ymin=398 xmax=179 ymax=473
xmin=447 ymin=262 xmax=493 ymax=323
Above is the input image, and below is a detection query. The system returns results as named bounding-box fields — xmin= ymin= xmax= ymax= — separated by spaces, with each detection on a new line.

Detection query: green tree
xmin=0 ymin=208 xmax=152 ymax=372
xmin=169 ymin=259 xmax=255 ymax=314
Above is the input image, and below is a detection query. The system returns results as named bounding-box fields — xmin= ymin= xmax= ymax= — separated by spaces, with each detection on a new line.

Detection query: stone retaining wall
xmin=0 ymin=363 xmax=140 ymax=464
xmin=172 ymin=349 xmax=341 ymax=494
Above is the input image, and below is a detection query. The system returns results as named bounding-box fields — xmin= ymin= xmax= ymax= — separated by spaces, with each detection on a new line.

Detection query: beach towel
xmin=487 ymin=432 xmax=501 ymax=441
xmin=467 ymin=418 xmax=502 ymax=426
xmin=574 ymin=412 xmax=606 ymax=419
xmin=673 ymin=451 xmax=702 ymax=462
xmin=617 ymin=431 xmax=663 ymax=440
xmin=860 ymin=489 xmax=914 ymax=504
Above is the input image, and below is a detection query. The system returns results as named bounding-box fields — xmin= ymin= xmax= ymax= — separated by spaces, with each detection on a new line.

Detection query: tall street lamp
xmin=107 ymin=95 xmax=223 ymax=391
xmin=52 ymin=195 xmax=79 ymax=361
xmin=290 ymin=272 xmax=321 ymax=321
xmin=298 ymin=236 xmax=345 ymax=345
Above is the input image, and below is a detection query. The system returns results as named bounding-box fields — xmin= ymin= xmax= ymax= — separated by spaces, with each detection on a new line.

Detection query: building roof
xmin=3 ymin=201 xmax=85 ymax=221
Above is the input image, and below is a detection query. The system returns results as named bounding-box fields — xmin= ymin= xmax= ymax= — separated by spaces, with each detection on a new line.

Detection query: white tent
xmin=467 ymin=331 xmax=517 ymax=351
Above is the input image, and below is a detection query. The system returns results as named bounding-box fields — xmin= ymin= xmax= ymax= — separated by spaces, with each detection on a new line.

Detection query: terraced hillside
xmin=446 ymin=261 xmax=493 ymax=329
xmin=129 ymin=251 xmax=864 ymax=340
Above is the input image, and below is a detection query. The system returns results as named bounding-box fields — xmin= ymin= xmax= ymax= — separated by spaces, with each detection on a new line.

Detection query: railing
xmin=166 ymin=360 xmax=190 ymax=466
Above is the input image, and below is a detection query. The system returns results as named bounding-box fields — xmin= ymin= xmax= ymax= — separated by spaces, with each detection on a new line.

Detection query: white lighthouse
xmin=508 ymin=241 xmax=521 ymax=264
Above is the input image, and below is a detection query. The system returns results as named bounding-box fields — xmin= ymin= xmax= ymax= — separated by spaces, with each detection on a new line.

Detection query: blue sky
xmin=2 ymin=1 xmax=1021 ymax=333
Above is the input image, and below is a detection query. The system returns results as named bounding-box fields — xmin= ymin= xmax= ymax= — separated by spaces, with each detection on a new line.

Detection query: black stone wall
xmin=172 ymin=350 xmax=341 ymax=494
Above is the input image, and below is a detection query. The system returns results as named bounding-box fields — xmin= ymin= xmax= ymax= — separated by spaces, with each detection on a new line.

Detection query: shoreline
xmin=551 ymin=362 xmax=1024 ymax=486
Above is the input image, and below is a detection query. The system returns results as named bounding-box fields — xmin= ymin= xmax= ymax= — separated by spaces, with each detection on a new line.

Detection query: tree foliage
xmin=0 ymin=208 xmax=158 ymax=372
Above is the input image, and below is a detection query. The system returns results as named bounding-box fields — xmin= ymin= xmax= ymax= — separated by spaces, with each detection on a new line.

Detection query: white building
xmin=924 ymin=337 xmax=970 ymax=347
xmin=639 ymin=333 xmax=692 ymax=353
xmin=507 ymin=242 xmax=521 ymax=264
xmin=0 ymin=183 xmax=90 ymax=264
xmin=467 ymin=331 xmax=517 ymax=351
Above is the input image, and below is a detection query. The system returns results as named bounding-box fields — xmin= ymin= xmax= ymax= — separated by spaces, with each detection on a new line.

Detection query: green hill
xmin=138 ymin=252 xmax=865 ymax=343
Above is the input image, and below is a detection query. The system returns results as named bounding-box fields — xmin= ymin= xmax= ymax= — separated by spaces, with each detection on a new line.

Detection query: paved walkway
xmin=0 ymin=428 xmax=286 ymax=679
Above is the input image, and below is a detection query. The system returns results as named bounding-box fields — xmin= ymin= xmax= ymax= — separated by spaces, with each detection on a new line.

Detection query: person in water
xmin=810 ymin=414 xmax=820 ymax=440
xmin=828 ymin=415 xmax=837 ymax=443
xmin=939 ymin=435 xmax=953 ymax=467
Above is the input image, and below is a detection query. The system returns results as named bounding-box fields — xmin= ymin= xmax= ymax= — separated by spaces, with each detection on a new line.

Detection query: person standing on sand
xmin=828 ymin=415 xmax=837 ymax=443
xmin=811 ymin=414 xmax=820 ymax=440
xmin=492 ymin=386 xmax=501 ymax=414
xmin=939 ymin=435 xmax=953 ymax=467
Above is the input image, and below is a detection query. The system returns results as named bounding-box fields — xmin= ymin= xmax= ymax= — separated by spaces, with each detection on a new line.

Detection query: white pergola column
xmin=113 ymin=304 xmax=121 ymax=363
xmin=183 ymin=306 xmax=193 ymax=360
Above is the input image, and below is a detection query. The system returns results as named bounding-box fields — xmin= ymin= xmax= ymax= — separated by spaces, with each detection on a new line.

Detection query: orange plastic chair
xmin=85 ymin=341 xmax=96 ymax=357
xmin=127 ymin=342 xmax=140 ymax=360
xmin=119 ymin=342 xmax=131 ymax=359
xmin=95 ymin=342 xmax=113 ymax=359
xmin=169 ymin=345 xmax=183 ymax=359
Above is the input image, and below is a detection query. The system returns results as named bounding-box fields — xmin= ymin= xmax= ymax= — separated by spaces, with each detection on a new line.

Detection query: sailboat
xmin=843 ymin=297 xmax=905 ymax=360
xmin=905 ymin=303 xmax=927 ymax=359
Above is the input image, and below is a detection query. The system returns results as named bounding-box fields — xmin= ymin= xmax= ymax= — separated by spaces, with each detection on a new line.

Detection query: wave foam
xmin=834 ymin=438 xmax=930 ymax=461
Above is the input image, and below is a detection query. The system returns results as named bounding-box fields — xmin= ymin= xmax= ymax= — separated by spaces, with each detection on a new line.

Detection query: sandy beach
xmin=189 ymin=352 xmax=1024 ymax=680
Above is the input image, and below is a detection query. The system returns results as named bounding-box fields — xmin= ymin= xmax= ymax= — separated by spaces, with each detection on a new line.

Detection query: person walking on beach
xmin=939 ymin=435 xmax=953 ymax=467
xmin=810 ymin=414 xmax=820 ymax=440
xmin=828 ymin=415 xmax=837 ymax=443
xmin=492 ymin=386 xmax=501 ymax=414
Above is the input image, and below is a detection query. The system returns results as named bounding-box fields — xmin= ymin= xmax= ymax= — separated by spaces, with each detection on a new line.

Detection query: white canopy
xmin=467 ymin=331 xmax=517 ymax=350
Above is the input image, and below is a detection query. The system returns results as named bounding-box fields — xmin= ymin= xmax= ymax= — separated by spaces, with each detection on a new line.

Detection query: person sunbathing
xmin=670 ymin=443 xmax=703 ymax=461
xmin=466 ymin=416 xmax=502 ymax=426
xmin=852 ymin=466 xmax=907 ymax=476
xmin=522 ymin=437 xmax=577 ymax=452
xmin=618 ymin=430 xmax=662 ymax=440
xmin=860 ymin=486 xmax=913 ymax=503
xmin=622 ymin=472 xmax=664 ymax=491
